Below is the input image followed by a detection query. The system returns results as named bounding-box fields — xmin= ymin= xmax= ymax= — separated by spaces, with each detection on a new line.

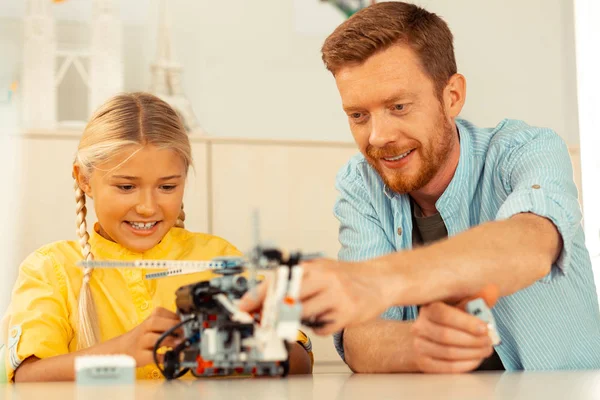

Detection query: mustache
xmin=366 ymin=144 xmax=416 ymax=159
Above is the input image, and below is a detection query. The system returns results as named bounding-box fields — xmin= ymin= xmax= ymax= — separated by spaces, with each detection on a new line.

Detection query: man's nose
xmin=368 ymin=114 xmax=397 ymax=148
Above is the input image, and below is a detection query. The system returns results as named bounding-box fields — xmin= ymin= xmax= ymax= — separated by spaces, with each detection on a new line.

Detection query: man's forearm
xmin=375 ymin=213 xmax=561 ymax=307
xmin=343 ymin=320 xmax=418 ymax=373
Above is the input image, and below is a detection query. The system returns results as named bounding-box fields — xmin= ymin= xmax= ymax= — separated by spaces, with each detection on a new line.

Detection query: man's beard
xmin=365 ymin=115 xmax=456 ymax=195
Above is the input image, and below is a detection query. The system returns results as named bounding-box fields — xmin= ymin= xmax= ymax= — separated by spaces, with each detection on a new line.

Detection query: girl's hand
xmin=117 ymin=307 xmax=182 ymax=367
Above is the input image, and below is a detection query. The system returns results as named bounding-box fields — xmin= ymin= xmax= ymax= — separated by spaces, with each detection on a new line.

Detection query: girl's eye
xmin=160 ymin=185 xmax=177 ymax=191
xmin=117 ymin=185 xmax=134 ymax=191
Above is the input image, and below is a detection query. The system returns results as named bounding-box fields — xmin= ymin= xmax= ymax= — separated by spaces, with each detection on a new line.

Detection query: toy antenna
xmin=249 ymin=208 xmax=261 ymax=298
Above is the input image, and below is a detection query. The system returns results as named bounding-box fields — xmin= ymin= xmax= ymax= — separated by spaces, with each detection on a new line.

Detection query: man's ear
xmin=73 ymin=165 xmax=93 ymax=198
xmin=443 ymin=73 xmax=467 ymax=119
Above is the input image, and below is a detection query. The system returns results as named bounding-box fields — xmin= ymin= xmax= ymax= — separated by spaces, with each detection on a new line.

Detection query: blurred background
xmin=0 ymin=0 xmax=599 ymax=372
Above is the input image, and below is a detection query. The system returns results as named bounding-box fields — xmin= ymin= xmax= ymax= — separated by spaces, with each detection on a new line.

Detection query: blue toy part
xmin=465 ymin=298 xmax=502 ymax=345
xmin=210 ymin=256 xmax=245 ymax=268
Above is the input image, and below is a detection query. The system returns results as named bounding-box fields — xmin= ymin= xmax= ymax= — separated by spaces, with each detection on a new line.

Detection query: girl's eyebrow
xmin=159 ymin=175 xmax=183 ymax=181
xmin=110 ymin=175 xmax=183 ymax=180
xmin=111 ymin=175 xmax=138 ymax=181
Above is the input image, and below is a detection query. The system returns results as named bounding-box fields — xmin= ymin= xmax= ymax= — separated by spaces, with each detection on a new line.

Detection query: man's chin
xmin=380 ymin=172 xmax=422 ymax=194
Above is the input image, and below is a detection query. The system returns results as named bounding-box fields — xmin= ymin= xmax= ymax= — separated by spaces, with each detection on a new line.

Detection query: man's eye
xmin=351 ymin=112 xmax=362 ymax=119
xmin=161 ymin=185 xmax=177 ymax=191
xmin=394 ymin=104 xmax=405 ymax=111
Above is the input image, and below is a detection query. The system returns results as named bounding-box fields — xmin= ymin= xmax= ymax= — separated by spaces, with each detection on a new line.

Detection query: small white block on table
xmin=75 ymin=355 xmax=136 ymax=385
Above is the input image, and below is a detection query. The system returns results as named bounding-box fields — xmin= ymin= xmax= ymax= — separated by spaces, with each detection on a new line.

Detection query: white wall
xmin=0 ymin=99 xmax=21 ymax=317
xmin=153 ymin=0 xmax=581 ymax=144
xmin=0 ymin=0 xmax=580 ymax=144
xmin=414 ymin=0 xmax=580 ymax=144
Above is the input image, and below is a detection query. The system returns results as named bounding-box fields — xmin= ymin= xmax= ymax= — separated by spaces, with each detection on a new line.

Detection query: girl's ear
xmin=73 ymin=165 xmax=93 ymax=198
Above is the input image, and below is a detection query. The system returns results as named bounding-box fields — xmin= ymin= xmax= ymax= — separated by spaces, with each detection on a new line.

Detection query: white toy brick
xmin=75 ymin=355 xmax=135 ymax=385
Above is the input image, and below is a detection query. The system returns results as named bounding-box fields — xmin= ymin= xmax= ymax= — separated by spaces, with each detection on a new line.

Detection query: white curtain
xmin=574 ymin=0 xmax=600 ymax=285
xmin=0 ymin=93 xmax=22 ymax=317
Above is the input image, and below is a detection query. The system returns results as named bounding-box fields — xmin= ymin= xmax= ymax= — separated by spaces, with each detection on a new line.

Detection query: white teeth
xmin=383 ymin=150 xmax=412 ymax=161
xmin=129 ymin=221 xmax=157 ymax=230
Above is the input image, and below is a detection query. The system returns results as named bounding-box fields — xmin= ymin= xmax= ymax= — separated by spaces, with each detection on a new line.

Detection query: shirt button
xmin=397 ymin=227 xmax=403 ymax=236
xmin=150 ymin=370 xmax=161 ymax=379
xmin=532 ymin=184 xmax=541 ymax=189
xmin=140 ymin=301 xmax=150 ymax=311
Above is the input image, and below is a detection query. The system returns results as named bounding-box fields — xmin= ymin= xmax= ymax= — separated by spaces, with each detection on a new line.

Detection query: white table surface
xmin=3 ymin=371 xmax=600 ymax=400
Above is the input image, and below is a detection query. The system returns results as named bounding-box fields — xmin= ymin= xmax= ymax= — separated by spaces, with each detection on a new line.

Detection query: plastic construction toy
xmin=75 ymin=355 xmax=135 ymax=385
xmin=465 ymin=298 xmax=501 ymax=345
xmin=158 ymin=248 xmax=319 ymax=380
xmin=77 ymin=214 xmax=323 ymax=380
xmin=79 ymin=247 xmax=321 ymax=380
xmin=459 ymin=284 xmax=502 ymax=346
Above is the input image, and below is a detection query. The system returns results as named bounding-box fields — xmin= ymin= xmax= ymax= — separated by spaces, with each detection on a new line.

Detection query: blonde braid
xmin=175 ymin=203 xmax=185 ymax=229
xmin=74 ymin=179 xmax=100 ymax=349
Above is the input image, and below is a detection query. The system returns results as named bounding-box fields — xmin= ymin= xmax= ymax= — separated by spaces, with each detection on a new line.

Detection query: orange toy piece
xmin=457 ymin=284 xmax=499 ymax=310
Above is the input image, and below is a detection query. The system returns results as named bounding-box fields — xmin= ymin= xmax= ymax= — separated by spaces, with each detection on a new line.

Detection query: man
xmin=240 ymin=1 xmax=600 ymax=373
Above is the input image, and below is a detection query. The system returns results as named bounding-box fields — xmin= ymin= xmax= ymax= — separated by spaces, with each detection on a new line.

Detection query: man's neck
xmin=409 ymin=129 xmax=461 ymax=217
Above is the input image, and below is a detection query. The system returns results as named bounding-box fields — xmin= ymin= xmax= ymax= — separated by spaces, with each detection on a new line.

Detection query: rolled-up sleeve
xmin=496 ymin=130 xmax=581 ymax=283
xmin=332 ymin=161 xmax=398 ymax=361
xmin=3 ymin=251 xmax=73 ymax=382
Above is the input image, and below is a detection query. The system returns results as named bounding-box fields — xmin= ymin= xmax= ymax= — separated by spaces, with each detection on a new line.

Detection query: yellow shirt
xmin=3 ymin=227 xmax=312 ymax=381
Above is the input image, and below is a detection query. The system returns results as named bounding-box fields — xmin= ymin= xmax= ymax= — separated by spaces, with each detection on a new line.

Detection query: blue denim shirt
xmin=333 ymin=118 xmax=600 ymax=370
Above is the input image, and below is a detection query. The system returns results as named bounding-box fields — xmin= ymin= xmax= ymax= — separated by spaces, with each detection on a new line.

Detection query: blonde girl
xmin=2 ymin=92 xmax=312 ymax=382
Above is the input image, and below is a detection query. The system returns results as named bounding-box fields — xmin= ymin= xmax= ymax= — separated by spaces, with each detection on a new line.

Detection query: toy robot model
xmin=155 ymin=248 xmax=319 ymax=380
xmin=78 ymin=247 xmax=322 ymax=380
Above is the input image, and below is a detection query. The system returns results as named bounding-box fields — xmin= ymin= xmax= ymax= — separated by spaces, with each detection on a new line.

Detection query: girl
xmin=2 ymin=92 xmax=313 ymax=382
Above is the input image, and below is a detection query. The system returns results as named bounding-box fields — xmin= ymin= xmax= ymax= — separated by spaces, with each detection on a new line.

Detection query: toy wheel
xmin=163 ymin=350 xmax=180 ymax=380
xmin=281 ymin=342 xmax=291 ymax=377
xmin=281 ymin=358 xmax=290 ymax=377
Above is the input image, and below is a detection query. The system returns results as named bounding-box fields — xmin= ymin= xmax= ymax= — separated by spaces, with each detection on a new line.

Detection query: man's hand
xmin=411 ymin=286 xmax=499 ymax=373
xmin=238 ymin=258 xmax=391 ymax=335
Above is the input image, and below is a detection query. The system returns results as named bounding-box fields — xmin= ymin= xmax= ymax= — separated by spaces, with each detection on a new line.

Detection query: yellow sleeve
xmin=4 ymin=251 xmax=73 ymax=382
xmin=223 ymin=242 xmax=243 ymax=257
xmin=296 ymin=330 xmax=314 ymax=367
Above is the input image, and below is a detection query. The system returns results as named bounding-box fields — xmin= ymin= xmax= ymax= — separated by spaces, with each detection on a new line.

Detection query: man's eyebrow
xmin=381 ymin=90 xmax=415 ymax=104
xmin=343 ymin=90 xmax=415 ymax=112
